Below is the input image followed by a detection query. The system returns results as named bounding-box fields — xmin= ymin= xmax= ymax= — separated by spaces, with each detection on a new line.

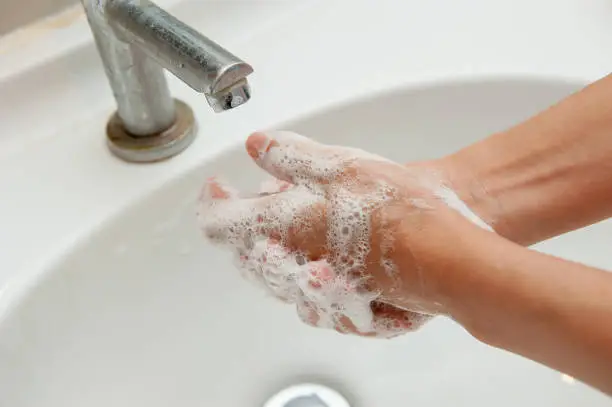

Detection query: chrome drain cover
xmin=263 ymin=383 xmax=350 ymax=407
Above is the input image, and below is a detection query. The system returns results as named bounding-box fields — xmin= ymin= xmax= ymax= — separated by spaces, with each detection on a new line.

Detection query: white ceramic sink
xmin=1 ymin=79 xmax=611 ymax=407
xmin=3 ymin=1 xmax=612 ymax=406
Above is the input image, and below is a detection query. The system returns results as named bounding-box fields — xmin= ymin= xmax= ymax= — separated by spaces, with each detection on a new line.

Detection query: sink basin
xmin=0 ymin=79 xmax=610 ymax=407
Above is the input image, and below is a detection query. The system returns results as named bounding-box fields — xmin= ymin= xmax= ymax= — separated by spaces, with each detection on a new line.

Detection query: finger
xmin=296 ymin=299 xmax=320 ymax=327
xmin=259 ymin=177 xmax=293 ymax=195
xmin=236 ymin=238 xmax=300 ymax=302
xmin=334 ymin=315 xmax=377 ymax=337
xmin=200 ymin=183 xmax=327 ymax=259
xmin=236 ymin=238 xmax=334 ymax=304
xmin=295 ymin=260 xmax=378 ymax=334
xmin=198 ymin=176 xmax=237 ymax=204
xmin=197 ymin=177 xmax=240 ymax=240
xmin=331 ymin=302 xmax=431 ymax=338
xmin=245 ymin=130 xmax=347 ymax=184
xmin=199 ymin=181 xmax=316 ymax=247
xmin=370 ymin=302 xmax=432 ymax=337
xmin=279 ymin=200 xmax=327 ymax=259
xmin=257 ymin=179 xmax=327 ymax=259
xmin=294 ymin=259 xmax=336 ymax=299
xmin=307 ymin=261 xmax=335 ymax=289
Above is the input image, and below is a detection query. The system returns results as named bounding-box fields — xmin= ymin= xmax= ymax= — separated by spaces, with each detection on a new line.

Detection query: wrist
xmin=412 ymin=220 xmax=516 ymax=339
xmin=431 ymin=143 xmax=542 ymax=246
xmin=390 ymin=202 xmax=499 ymax=317
xmin=435 ymin=153 xmax=503 ymax=233
xmin=405 ymin=155 xmax=502 ymax=234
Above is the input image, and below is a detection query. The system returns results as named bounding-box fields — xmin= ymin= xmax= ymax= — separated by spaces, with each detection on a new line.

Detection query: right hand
xmin=197 ymin=131 xmax=493 ymax=338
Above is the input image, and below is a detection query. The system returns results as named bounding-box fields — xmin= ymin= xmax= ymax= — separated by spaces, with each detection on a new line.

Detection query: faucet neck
xmin=82 ymin=0 xmax=253 ymax=161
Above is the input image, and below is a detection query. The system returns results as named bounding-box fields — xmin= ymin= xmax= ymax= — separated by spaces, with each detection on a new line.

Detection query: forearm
xmin=442 ymin=73 xmax=612 ymax=245
xmin=428 ymin=223 xmax=612 ymax=394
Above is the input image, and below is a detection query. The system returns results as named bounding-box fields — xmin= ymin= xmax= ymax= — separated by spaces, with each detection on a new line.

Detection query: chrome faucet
xmin=82 ymin=0 xmax=253 ymax=162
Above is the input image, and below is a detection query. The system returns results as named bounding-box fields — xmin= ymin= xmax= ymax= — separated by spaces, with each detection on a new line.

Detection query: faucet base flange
xmin=106 ymin=99 xmax=197 ymax=163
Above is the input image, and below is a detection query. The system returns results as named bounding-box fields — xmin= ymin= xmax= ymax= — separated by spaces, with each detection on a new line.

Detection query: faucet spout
xmin=104 ymin=0 xmax=253 ymax=100
xmin=82 ymin=0 xmax=254 ymax=161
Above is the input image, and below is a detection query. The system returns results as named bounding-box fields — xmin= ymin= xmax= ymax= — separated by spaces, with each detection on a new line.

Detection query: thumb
xmin=245 ymin=130 xmax=345 ymax=184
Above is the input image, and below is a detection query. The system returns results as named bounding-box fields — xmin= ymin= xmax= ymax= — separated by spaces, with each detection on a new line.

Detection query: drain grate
xmin=283 ymin=394 xmax=327 ymax=407
xmin=263 ymin=383 xmax=350 ymax=407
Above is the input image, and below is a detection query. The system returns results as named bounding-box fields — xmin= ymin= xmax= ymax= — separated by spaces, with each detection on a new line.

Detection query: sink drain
xmin=263 ymin=383 xmax=350 ymax=407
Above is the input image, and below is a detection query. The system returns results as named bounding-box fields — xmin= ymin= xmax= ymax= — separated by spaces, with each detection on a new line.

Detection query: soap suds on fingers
xmin=197 ymin=131 xmax=493 ymax=338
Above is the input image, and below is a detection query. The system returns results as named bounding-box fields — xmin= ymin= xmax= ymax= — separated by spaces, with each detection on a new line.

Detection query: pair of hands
xmin=197 ymin=131 xmax=492 ymax=338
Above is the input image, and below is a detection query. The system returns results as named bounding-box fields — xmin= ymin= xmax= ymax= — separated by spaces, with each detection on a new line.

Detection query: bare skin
xmin=409 ymin=209 xmax=612 ymax=395
xmin=441 ymin=73 xmax=612 ymax=245
xmin=200 ymin=74 xmax=612 ymax=395
xmin=426 ymin=73 xmax=612 ymax=395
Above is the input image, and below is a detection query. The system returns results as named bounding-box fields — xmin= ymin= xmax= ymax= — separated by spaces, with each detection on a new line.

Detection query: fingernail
xmin=246 ymin=132 xmax=277 ymax=159
xmin=208 ymin=181 xmax=228 ymax=199
xmin=200 ymin=177 xmax=233 ymax=202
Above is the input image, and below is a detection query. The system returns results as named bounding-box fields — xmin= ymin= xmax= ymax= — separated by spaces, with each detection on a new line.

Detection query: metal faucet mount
xmin=82 ymin=0 xmax=253 ymax=162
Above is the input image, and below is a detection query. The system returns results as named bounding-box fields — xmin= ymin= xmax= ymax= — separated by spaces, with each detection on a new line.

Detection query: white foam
xmin=433 ymin=185 xmax=493 ymax=230
xmin=197 ymin=131 xmax=493 ymax=337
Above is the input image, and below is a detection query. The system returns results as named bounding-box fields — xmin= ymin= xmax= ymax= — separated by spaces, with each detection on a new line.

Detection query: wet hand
xmin=197 ymin=131 xmax=491 ymax=338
